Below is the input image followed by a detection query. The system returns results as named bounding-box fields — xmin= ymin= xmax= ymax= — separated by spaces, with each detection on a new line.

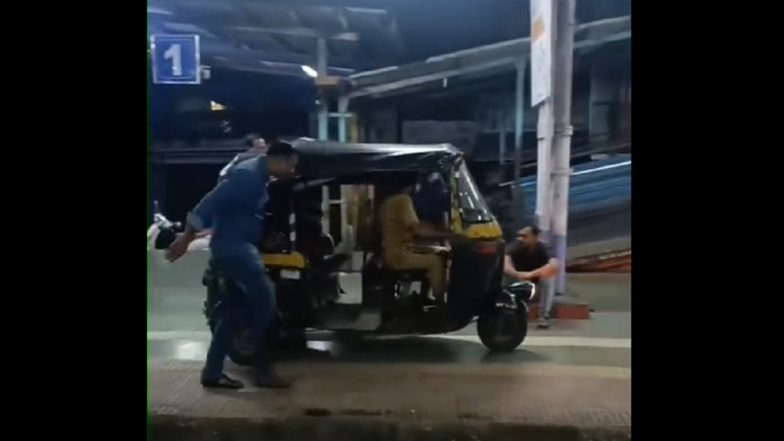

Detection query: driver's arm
xmin=414 ymin=225 xmax=453 ymax=241
xmin=529 ymin=258 xmax=559 ymax=280
xmin=399 ymin=195 xmax=452 ymax=241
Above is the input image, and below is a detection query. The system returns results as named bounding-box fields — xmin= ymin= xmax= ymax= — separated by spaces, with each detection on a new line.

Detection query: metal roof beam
xmin=229 ymin=26 xmax=359 ymax=41
xmin=195 ymin=39 xmax=355 ymax=76
xmin=347 ymin=16 xmax=630 ymax=99
xmin=349 ymin=58 xmax=519 ymax=99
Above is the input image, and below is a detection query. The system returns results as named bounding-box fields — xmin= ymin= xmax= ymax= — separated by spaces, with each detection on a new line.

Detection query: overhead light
xmin=210 ymin=101 xmax=227 ymax=111
xmin=301 ymin=65 xmax=318 ymax=78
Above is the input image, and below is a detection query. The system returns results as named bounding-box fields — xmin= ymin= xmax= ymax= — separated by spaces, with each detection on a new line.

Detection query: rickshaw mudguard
xmin=445 ymin=236 xmax=505 ymax=324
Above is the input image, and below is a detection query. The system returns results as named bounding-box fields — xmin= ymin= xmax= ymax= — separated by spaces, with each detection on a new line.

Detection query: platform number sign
xmin=151 ymin=35 xmax=201 ymax=85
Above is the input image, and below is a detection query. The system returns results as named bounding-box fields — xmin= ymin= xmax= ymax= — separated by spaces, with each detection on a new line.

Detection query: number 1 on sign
xmin=164 ymin=44 xmax=182 ymax=76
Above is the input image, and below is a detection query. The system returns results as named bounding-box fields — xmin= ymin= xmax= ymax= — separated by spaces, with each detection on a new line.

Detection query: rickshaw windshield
xmin=456 ymin=162 xmax=494 ymax=223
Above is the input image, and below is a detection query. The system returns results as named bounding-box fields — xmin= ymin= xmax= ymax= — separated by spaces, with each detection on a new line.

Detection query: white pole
xmin=337 ymin=96 xmax=349 ymax=246
xmin=550 ymin=0 xmax=576 ymax=295
xmin=531 ymin=0 xmax=555 ymax=243
xmin=499 ymin=108 xmax=506 ymax=166
xmin=317 ymin=38 xmax=328 ymax=141
xmin=535 ymin=99 xmax=553 ymax=241
xmin=513 ymin=58 xmax=527 ymax=231
xmin=316 ymin=37 xmax=330 ymax=235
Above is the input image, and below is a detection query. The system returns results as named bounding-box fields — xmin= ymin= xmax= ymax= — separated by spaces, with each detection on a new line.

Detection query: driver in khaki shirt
xmin=379 ymin=181 xmax=455 ymax=302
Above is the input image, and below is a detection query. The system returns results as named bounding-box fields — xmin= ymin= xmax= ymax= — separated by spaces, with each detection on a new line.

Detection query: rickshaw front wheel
xmin=477 ymin=308 xmax=528 ymax=352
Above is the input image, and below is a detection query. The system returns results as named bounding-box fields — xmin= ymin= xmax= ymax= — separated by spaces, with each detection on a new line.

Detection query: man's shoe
xmin=201 ymin=374 xmax=244 ymax=390
xmin=537 ymin=316 xmax=551 ymax=329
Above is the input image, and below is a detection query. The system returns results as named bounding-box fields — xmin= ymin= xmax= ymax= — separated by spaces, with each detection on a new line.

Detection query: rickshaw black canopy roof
xmin=290 ymin=139 xmax=463 ymax=180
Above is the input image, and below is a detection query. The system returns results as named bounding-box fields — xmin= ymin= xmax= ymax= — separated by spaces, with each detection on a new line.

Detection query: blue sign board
xmin=151 ymin=35 xmax=201 ymax=85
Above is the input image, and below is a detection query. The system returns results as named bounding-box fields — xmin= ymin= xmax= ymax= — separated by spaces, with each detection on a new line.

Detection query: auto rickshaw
xmin=197 ymin=139 xmax=532 ymax=362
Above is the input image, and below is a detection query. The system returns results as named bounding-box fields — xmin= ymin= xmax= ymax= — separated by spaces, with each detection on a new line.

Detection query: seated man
xmin=503 ymin=226 xmax=559 ymax=329
xmin=379 ymin=179 xmax=454 ymax=303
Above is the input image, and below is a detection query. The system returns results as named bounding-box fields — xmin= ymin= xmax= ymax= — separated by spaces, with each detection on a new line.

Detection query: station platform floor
xmin=148 ymin=248 xmax=631 ymax=440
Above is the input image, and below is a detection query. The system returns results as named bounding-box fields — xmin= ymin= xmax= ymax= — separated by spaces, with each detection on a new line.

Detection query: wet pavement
xmin=148 ymin=249 xmax=631 ymax=438
xmin=148 ymin=249 xmax=630 ymax=367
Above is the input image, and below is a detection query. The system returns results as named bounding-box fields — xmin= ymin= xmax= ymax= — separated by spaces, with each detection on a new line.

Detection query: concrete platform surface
xmin=149 ymin=360 xmax=630 ymax=440
xmin=148 ymin=250 xmax=631 ymax=440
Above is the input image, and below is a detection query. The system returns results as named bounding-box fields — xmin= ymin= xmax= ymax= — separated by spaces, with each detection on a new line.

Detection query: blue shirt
xmin=187 ymin=156 xmax=268 ymax=259
xmin=218 ymin=150 xmax=262 ymax=180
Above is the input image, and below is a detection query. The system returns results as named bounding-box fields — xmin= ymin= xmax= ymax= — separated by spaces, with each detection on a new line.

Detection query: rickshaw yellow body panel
xmin=263 ymin=252 xmax=306 ymax=269
xmin=464 ymin=221 xmax=503 ymax=240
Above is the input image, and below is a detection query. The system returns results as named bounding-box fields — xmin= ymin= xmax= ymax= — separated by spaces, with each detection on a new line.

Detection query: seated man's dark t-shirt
xmin=507 ymin=242 xmax=551 ymax=284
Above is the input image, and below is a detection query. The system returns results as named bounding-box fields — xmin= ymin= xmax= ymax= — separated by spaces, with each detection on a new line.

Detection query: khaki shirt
xmin=379 ymin=194 xmax=419 ymax=263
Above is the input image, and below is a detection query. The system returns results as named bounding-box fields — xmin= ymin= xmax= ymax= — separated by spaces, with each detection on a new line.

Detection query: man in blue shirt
xmin=166 ymin=142 xmax=298 ymax=389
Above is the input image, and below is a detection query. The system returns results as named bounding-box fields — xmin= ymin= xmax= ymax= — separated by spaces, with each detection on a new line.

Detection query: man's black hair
xmin=266 ymin=141 xmax=297 ymax=158
xmin=528 ymin=225 xmax=542 ymax=236
xmin=244 ymin=133 xmax=261 ymax=148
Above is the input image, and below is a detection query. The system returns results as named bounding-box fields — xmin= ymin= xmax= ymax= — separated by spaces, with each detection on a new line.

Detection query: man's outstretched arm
xmin=508 ymin=257 xmax=559 ymax=281
xmin=167 ymin=175 xmax=253 ymax=261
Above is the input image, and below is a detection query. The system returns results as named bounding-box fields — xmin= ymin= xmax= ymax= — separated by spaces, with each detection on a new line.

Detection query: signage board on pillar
xmin=530 ymin=0 xmax=552 ymax=106
xmin=151 ymin=35 xmax=201 ymax=85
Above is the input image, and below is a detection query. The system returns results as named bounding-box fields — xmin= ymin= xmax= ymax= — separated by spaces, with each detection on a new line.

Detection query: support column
xmin=531 ymin=0 xmax=555 ymax=244
xmin=513 ymin=58 xmax=527 ymax=231
xmin=535 ymin=99 xmax=553 ymax=242
xmin=337 ymin=96 xmax=349 ymax=143
xmin=550 ymin=0 xmax=576 ymax=295
xmin=337 ymin=96 xmax=349 ymax=245
xmin=498 ymin=108 xmax=506 ymax=166
xmin=316 ymin=37 xmax=329 ymax=235
xmin=317 ymin=38 xmax=328 ymax=141
xmin=588 ymin=63 xmax=613 ymax=143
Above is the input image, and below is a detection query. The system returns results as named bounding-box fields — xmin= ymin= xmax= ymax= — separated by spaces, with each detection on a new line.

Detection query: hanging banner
xmin=530 ymin=0 xmax=552 ymax=106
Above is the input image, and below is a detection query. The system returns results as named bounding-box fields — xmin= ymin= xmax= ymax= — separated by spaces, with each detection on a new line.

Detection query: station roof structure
xmin=345 ymin=16 xmax=630 ymax=100
xmin=148 ymin=1 xmax=630 ymax=81
xmin=147 ymin=1 xmax=631 ymax=158
xmin=148 ymin=0 xmax=406 ymax=77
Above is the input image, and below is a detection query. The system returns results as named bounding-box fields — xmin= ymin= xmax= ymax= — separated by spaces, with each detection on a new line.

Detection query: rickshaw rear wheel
xmin=227 ymin=330 xmax=254 ymax=366
xmin=477 ymin=308 xmax=528 ymax=352
xmin=275 ymin=328 xmax=308 ymax=351
xmin=225 ymin=327 xmax=307 ymax=366
xmin=228 ymin=348 xmax=253 ymax=366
